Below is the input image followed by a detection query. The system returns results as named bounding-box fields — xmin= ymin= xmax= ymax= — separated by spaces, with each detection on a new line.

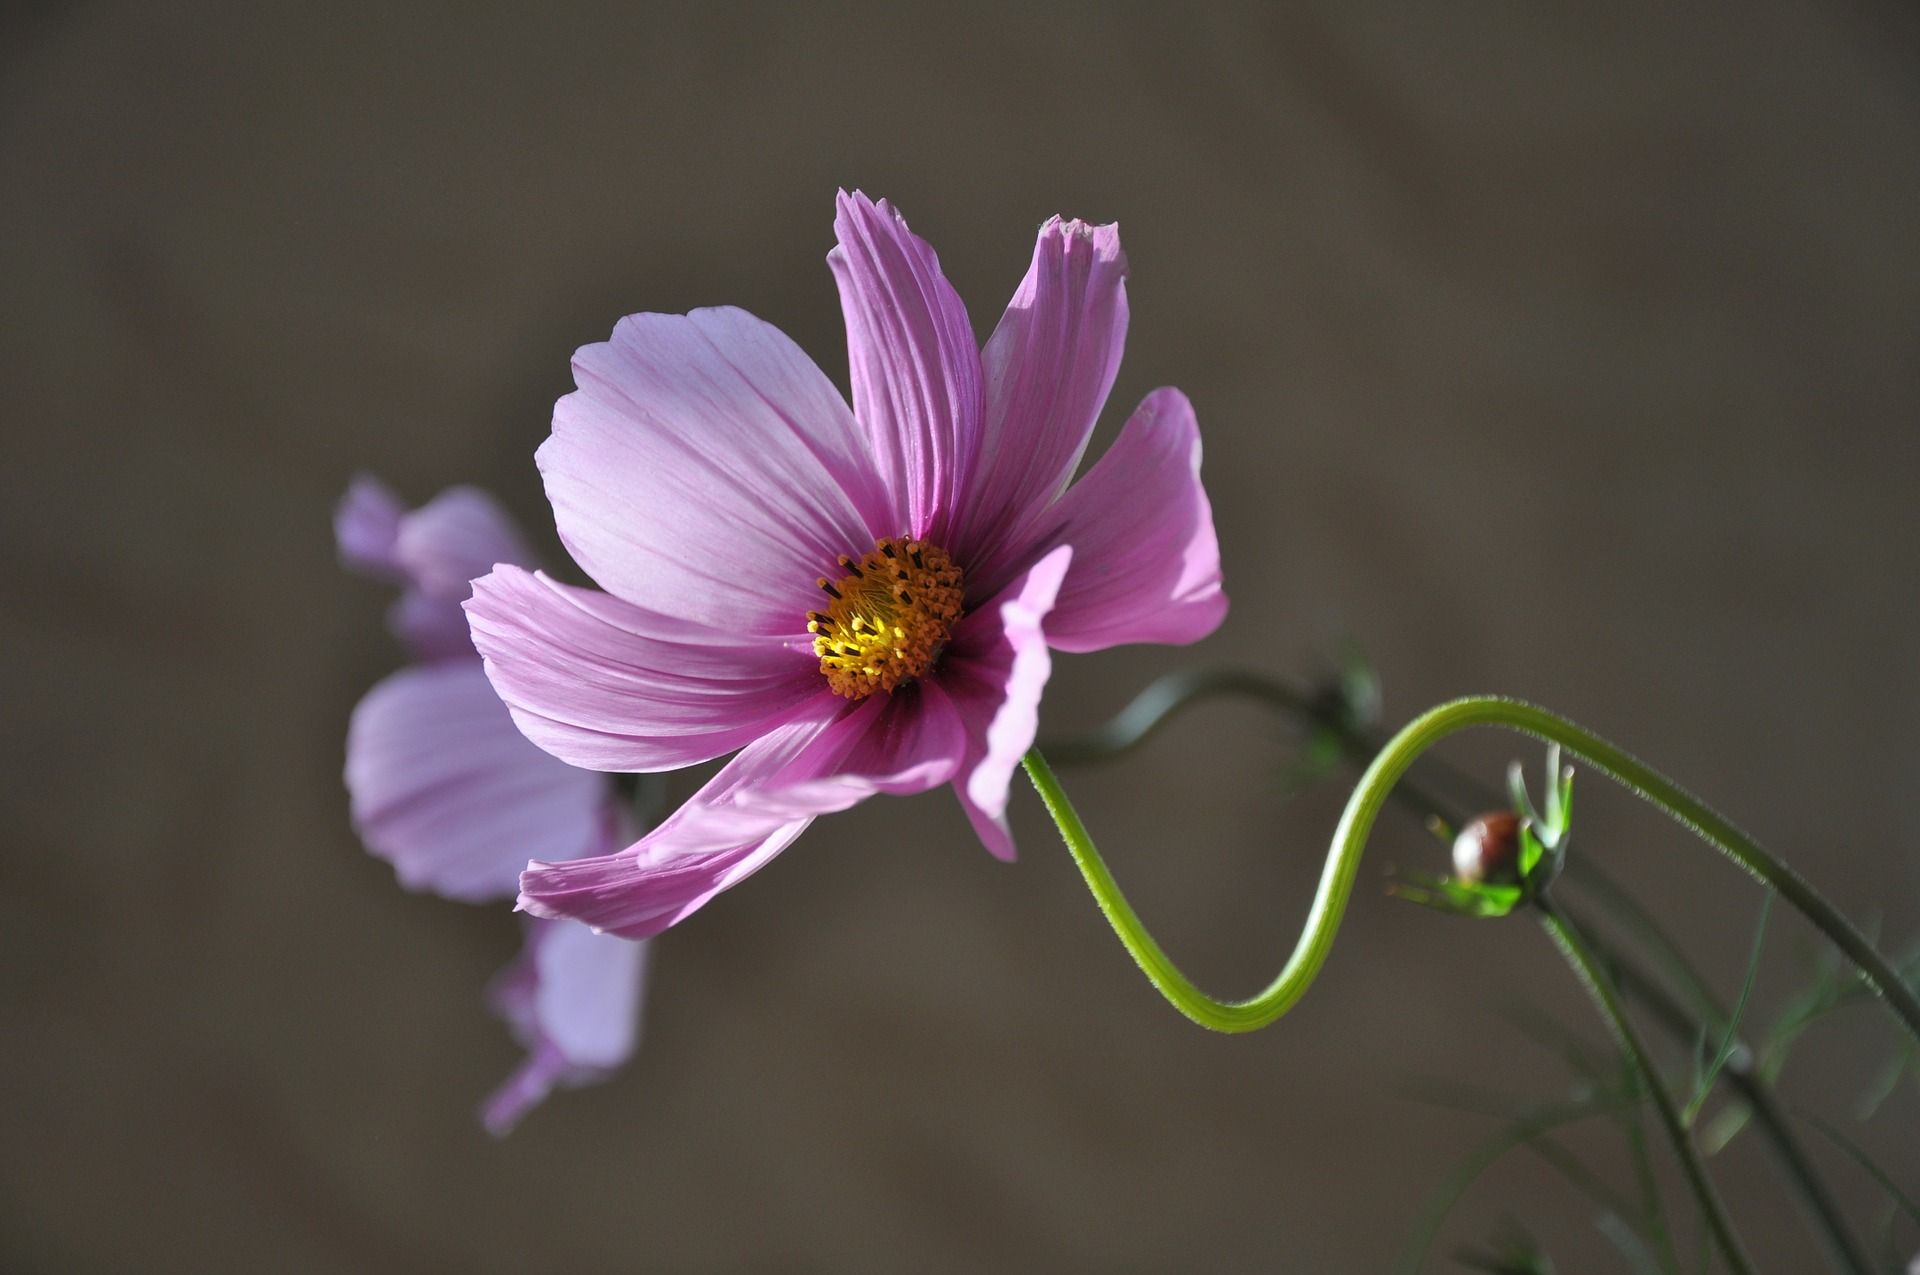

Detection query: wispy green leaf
xmin=1682 ymin=893 xmax=1770 ymax=1129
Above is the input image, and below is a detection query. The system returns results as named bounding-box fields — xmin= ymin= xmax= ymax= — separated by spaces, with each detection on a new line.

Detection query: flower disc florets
xmin=809 ymin=537 xmax=964 ymax=698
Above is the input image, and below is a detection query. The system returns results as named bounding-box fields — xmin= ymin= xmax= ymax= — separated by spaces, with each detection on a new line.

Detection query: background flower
xmin=338 ymin=476 xmax=649 ymax=1133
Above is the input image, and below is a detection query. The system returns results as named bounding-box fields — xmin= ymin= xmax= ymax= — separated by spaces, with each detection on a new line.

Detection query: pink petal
xmin=344 ymin=662 xmax=609 ymax=903
xmin=519 ymin=688 xmax=965 ymax=938
xmin=339 ymin=478 xmax=542 ymax=662
xmin=392 ymin=486 xmax=537 ymax=603
xmin=938 ymin=545 xmax=1072 ymax=861
xmin=1020 ymin=388 xmax=1227 ymax=653
xmin=465 ymin=565 xmax=822 ymax=773
xmin=385 ymin=589 xmax=474 ymax=664
xmin=827 ymin=191 xmax=983 ymax=544
xmin=541 ymin=306 xmax=889 ymax=634
xmin=956 ymin=218 xmax=1129 ymax=580
xmin=480 ymin=918 xmax=651 ymax=1135
xmin=336 ymin=474 xmax=406 ymax=580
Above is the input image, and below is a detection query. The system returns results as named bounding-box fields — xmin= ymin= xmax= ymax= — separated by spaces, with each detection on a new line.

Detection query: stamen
xmin=811 ymin=536 xmax=965 ymax=699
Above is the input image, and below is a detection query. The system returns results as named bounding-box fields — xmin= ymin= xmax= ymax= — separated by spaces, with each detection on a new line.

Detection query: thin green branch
xmin=1535 ymin=904 xmax=1756 ymax=1275
xmin=1793 ymin=1105 xmax=1920 ymax=1227
xmin=1394 ymin=1091 xmax=1639 ymax=1274
xmin=1038 ymin=677 xmax=1894 ymax=1272
xmin=1024 ymin=695 xmax=1920 ymax=1042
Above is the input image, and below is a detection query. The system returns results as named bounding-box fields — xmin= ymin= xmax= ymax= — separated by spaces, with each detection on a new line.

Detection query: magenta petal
xmin=1025 ymin=388 xmax=1227 ymax=653
xmin=519 ymin=688 xmax=964 ymax=938
xmin=466 ymin=565 xmax=821 ymax=773
xmin=827 ymin=191 xmax=983 ymax=544
xmin=541 ymin=306 xmax=888 ymax=633
xmin=344 ymin=662 xmax=609 ymax=903
xmin=957 ymin=218 xmax=1129 ymax=575
xmin=940 ymin=545 xmax=1072 ymax=861
xmin=481 ymin=918 xmax=650 ymax=1135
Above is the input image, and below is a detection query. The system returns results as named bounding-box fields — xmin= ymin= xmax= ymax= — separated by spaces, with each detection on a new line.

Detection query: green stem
xmin=1536 ymin=902 xmax=1756 ymax=1275
xmin=1023 ymin=695 xmax=1920 ymax=1043
xmin=1568 ymin=906 xmax=1874 ymax=1275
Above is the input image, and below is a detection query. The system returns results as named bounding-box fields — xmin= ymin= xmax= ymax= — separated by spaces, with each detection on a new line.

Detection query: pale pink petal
xmin=938 ymin=545 xmax=1072 ymax=861
xmin=955 ymin=218 xmax=1129 ymax=575
xmin=336 ymin=474 xmax=406 ymax=579
xmin=393 ymin=486 xmax=537 ymax=602
xmin=541 ymin=306 xmax=887 ymax=634
xmin=1015 ymin=388 xmax=1227 ymax=653
xmin=344 ymin=662 xmax=608 ymax=903
xmin=827 ymin=191 xmax=983 ymax=544
xmin=466 ymin=565 xmax=822 ymax=773
xmin=340 ymin=479 xmax=542 ymax=662
xmin=519 ymin=689 xmax=965 ymax=938
xmin=481 ymin=918 xmax=651 ymax=1135
xmin=386 ymin=589 xmax=473 ymax=664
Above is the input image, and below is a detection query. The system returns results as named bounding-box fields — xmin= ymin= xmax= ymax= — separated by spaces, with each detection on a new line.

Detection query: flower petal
xmin=465 ymin=565 xmax=821 ymax=773
xmin=827 ymin=191 xmax=983 ymax=544
xmin=518 ymin=688 xmax=965 ymax=938
xmin=939 ymin=545 xmax=1072 ymax=861
xmin=480 ymin=918 xmax=651 ymax=1135
xmin=344 ymin=661 xmax=609 ymax=902
xmin=393 ymin=486 xmax=537 ymax=602
xmin=541 ymin=306 xmax=888 ymax=633
xmin=385 ymin=588 xmax=474 ymax=664
xmin=1020 ymin=388 xmax=1227 ymax=653
xmin=956 ymin=218 xmax=1128 ymax=575
xmin=340 ymin=479 xmax=542 ymax=661
xmin=336 ymin=474 xmax=406 ymax=580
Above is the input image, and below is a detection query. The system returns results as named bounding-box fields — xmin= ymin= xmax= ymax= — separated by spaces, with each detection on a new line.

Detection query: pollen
xmin=809 ymin=537 xmax=965 ymax=699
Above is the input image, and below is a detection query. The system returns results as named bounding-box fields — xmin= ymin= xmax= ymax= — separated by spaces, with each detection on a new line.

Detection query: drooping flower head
xmin=468 ymin=192 xmax=1226 ymax=939
xmin=337 ymin=476 xmax=650 ymax=1133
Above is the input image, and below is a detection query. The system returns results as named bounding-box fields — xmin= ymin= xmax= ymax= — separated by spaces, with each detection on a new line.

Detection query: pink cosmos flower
xmin=337 ymin=476 xmax=650 ymax=1133
xmin=468 ymin=191 xmax=1226 ymax=940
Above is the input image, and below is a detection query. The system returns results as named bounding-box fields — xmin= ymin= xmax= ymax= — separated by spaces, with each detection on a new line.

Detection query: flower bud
xmin=1452 ymin=811 xmax=1522 ymax=886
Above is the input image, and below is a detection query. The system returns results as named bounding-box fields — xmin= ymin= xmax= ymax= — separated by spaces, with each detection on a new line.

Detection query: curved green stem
xmin=1023 ymin=695 xmax=1920 ymax=1043
xmin=1536 ymin=901 xmax=1756 ymax=1275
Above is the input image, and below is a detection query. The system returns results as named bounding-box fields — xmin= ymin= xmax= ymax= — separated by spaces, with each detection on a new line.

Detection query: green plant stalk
xmin=1042 ymin=676 xmax=1882 ymax=1272
xmin=1570 ymin=906 xmax=1873 ymax=1275
xmin=1024 ymin=695 xmax=1920 ymax=1042
xmin=1535 ymin=903 xmax=1756 ymax=1275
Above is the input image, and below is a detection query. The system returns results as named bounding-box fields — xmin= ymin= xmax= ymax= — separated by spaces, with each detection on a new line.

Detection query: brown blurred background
xmin=4 ymin=3 xmax=1917 ymax=1271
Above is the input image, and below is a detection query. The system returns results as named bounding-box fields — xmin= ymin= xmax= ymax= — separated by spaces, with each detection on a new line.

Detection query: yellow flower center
xmin=809 ymin=537 xmax=964 ymax=699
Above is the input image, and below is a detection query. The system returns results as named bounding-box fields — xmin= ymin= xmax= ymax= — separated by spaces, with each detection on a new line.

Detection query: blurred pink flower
xmin=469 ymin=191 xmax=1226 ymax=940
xmin=338 ymin=476 xmax=649 ymax=1133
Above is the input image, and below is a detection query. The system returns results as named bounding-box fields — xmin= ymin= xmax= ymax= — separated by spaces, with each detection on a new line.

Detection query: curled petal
xmin=1022 ymin=388 xmax=1226 ymax=653
xmin=827 ymin=191 xmax=983 ymax=543
xmin=481 ymin=918 xmax=651 ymax=1135
xmin=940 ymin=545 xmax=1072 ymax=861
xmin=958 ymin=218 xmax=1128 ymax=578
xmin=519 ymin=689 xmax=965 ymax=938
xmin=466 ymin=565 xmax=821 ymax=773
xmin=542 ymin=307 xmax=888 ymax=634
xmin=344 ymin=662 xmax=609 ymax=902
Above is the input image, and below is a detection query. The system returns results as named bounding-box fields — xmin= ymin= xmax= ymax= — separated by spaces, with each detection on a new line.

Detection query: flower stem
xmin=1534 ymin=900 xmax=1757 ymax=1275
xmin=1568 ymin=904 xmax=1874 ymax=1275
xmin=1022 ymin=694 xmax=1920 ymax=1043
xmin=1048 ymin=672 xmax=1876 ymax=1273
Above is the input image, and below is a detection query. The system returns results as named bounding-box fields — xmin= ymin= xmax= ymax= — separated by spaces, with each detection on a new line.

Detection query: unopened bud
xmin=1453 ymin=811 xmax=1521 ymax=886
